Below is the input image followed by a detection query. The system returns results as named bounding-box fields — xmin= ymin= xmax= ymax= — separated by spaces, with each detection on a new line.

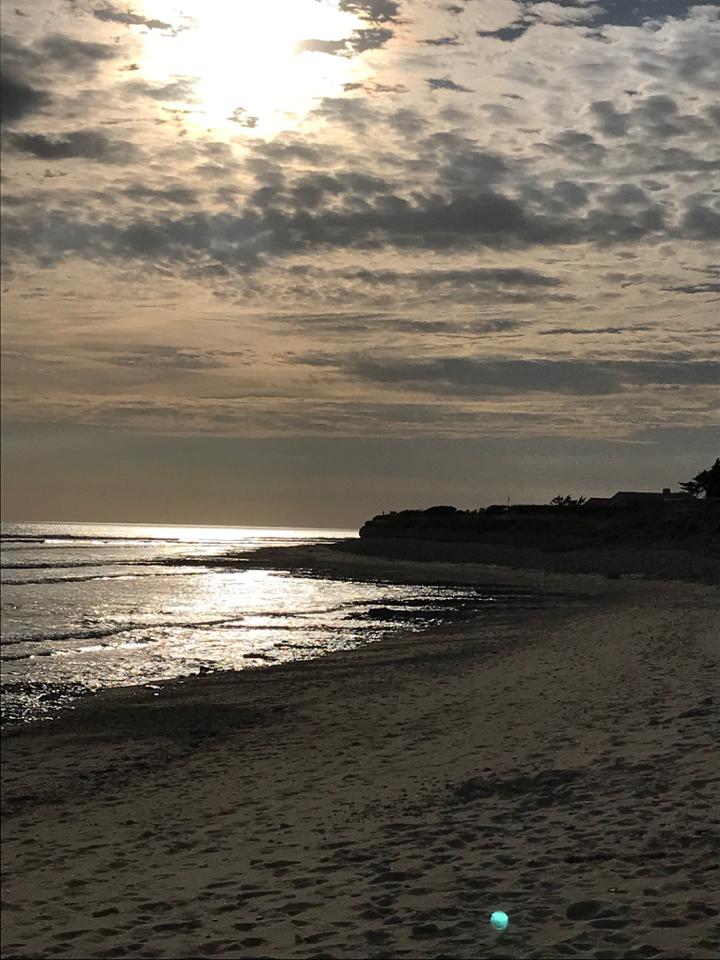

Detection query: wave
xmin=1 ymin=558 xmax=180 ymax=570
xmin=0 ymin=612 xmax=372 ymax=653
xmin=2 ymin=570 xmax=205 ymax=587
xmin=1 ymin=534 xmax=185 ymax=544
xmin=0 ymin=612 xmax=299 ymax=647
xmin=2 ymin=570 xmax=210 ymax=586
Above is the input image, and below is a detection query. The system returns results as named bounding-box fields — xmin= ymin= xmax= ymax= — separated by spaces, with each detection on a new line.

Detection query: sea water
xmin=1 ymin=521 xmax=539 ymax=723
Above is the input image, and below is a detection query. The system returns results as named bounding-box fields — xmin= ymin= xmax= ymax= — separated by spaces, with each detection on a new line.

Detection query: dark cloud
xmin=682 ymin=203 xmax=720 ymax=240
xmin=387 ymin=107 xmax=424 ymax=136
xmin=348 ymin=27 xmax=394 ymax=53
xmin=297 ymin=27 xmax=394 ymax=56
xmin=8 ymin=129 xmax=140 ymax=164
xmin=338 ymin=0 xmax=401 ymax=23
xmin=338 ymin=266 xmax=562 ymax=289
xmin=539 ymin=326 xmax=652 ymax=336
xmin=277 ymin=189 xmax=575 ymax=252
xmin=590 ymin=101 xmax=628 ymax=138
xmin=426 ymin=78 xmax=472 ymax=92
xmin=306 ymin=355 xmax=720 ymax=397
xmin=107 ymin=346 xmax=231 ymax=370
xmin=477 ymin=25 xmax=529 ymax=43
xmin=707 ymin=105 xmax=720 ymax=127
xmin=0 ymin=73 xmax=51 ymax=125
xmin=38 ymin=33 xmax=119 ymax=69
xmin=550 ymin=181 xmax=589 ymax=209
xmin=591 ymin=94 xmax=717 ymax=150
xmin=93 ymin=6 xmax=173 ymax=31
xmin=310 ymin=96 xmax=376 ymax=132
xmin=0 ymin=33 xmax=116 ymax=126
xmin=1 ymin=168 xmax=677 ymax=277
xmin=252 ymin=139 xmax=324 ymax=165
xmin=548 ymin=130 xmax=606 ymax=167
xmin=605 ymin=184 xmax=650 ymax=207
xmin=271 ymin=313 xmax=524 ymax=338
xmin=663 ymin=282 xmax=720 ymax=295
xmin=2 ymin=32 xmax=120 ymax=76
xmin=430 ymin=140 xmax=508 ymax=191
xmin=420 ymin=36 xmax=461 ymax=46
xmin=644 ymin=148 xmax=720 ymax=175
xmin=342 ymin=80 xmax=407 ymax=95
xmin=479 ymin=0 xmax=713 ymax=44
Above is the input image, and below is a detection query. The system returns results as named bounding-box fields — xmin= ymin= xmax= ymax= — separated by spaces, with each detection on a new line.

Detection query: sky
xmin=1 ymin=0 xmax=719 ymax=526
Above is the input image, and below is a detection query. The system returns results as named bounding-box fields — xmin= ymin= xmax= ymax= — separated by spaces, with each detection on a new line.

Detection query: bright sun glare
xmin=140 ymin=0 xmax=366 ymax=135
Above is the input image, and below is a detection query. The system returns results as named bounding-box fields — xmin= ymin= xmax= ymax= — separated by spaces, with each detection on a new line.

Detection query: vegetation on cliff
xmin=358 ymin=459 xmax=720 ymax=558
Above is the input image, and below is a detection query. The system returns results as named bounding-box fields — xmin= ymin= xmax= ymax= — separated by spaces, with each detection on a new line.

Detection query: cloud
xmin=590 ymin=101 xmax=628 ymax=137
xmin=663 ymin=282 xmax=720 ymax=296
xmin=0 ymin=74 xmax=50 ymax=125
xmin=8 ymin=129 xmax=140 ymax=163
xmin=296 ymin=38 xmax=348 ymax=55
xmin=38 ymin=33 xmax=120 ymax=68
xmin=123 ymin=78 xmax=197 ymax=102
xmin=337 ymin=265 xmax=562 ymax=289
xmin=538 ymin=326 xmax=652 ymax=336
xmin=420 ymin=36 xmax=461 ymax=46
xmin=1 ymin=32 xmax=120 ymax=76
xmin=2 ymin=0 xmax=718 ymax=461
xmin=426 ymin=78 xmax=472 ymax=92
xmin=478 ymin=25 xmax=529 ymax=43
xmin=123 ymin=184 xmax=198 ymax=206
xmin=316 ymin=265 xmax=570 ymax=305
xmin=297 ymin=26 xmax=394 ymax=57
xmin=529 ymin=3 xmax=601 ymax=27
xmin=306 ymin=355 xmax=720 ymax=397
xmin=106 ymin=346 xmax=234 ymax=370
xmin=93 ymin=6 xmax=173 ymax=31
xmin=338 ymin=0 xmax=401 ymax=23
xmin=0 ymin=161 xmax=679 ymax=279
xmin=476 ymin=0 xmax=713 ymax=45
xmin=342 ymin=80 xmax=407 ymax=95
xmin=682 ymin=202 xmax=720 ymax=240
xmin=348 ymin=27 xmax=394 ymax=53
xmin=547 ymin=130 xmax=606 ymax=166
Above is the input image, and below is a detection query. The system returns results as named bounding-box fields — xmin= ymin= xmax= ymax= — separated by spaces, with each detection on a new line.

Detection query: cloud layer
xmin=1 ymin=0 xmax=718 ymax=453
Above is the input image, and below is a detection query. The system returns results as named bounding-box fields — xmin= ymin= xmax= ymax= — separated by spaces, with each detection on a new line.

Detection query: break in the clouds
xmin=1 ymin=0 xmax=718 ymax=497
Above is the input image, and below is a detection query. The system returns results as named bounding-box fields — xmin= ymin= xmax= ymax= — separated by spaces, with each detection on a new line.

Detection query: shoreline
xmin=0 ymin=545 xmax=588 ymax=730
xmin=159 ymin=535 xmax=720 ymax=586
xmin=2 ymin=556 xmax=719 ymax=959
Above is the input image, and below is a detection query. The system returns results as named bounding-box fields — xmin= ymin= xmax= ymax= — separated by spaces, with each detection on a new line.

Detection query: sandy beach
xmin=2 ymin=551 xmax=719 ymax=960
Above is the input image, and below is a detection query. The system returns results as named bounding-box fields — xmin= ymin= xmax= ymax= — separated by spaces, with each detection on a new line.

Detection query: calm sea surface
xmin=1 ymin=521 xmax=538 ymax=723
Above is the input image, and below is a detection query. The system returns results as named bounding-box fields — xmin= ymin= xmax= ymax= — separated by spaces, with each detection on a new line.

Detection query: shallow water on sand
xmin=2 ymin=521 xmax=540 ymax=723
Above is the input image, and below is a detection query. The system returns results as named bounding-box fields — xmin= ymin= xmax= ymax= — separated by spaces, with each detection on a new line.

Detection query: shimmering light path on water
xmin=1 ymin=522 xmax=539 ymax=723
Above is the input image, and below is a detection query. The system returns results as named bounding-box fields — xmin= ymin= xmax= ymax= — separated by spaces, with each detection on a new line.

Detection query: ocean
xmin=1 ymin=521 xmax=538 ymax=724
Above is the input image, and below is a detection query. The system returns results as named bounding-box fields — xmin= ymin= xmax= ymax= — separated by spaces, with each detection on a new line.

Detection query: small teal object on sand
xmin=490 ymin=910 xmax=509 ymax=932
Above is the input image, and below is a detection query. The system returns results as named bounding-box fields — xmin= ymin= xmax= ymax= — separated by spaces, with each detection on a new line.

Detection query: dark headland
xmin=335 ymin=493 xmax=720 ymax=585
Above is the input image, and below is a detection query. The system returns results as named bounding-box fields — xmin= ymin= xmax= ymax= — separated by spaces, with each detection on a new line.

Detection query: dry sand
xmin=2 ymin=551 xmax=719 ymax=960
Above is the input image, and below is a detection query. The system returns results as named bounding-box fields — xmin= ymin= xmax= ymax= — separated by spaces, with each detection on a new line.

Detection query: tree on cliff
xmin=679 ymin=458 xmax=720 ymax=499
xmin=550 ymin=495 xmax=586 ymax=507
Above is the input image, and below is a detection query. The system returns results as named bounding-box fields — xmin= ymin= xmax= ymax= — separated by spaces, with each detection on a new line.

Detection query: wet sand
xmin=2 ymin=552 xmax=719 ymax=960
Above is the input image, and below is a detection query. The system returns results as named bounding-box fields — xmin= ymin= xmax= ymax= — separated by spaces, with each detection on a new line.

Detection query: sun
xmin=139 ymin=0 xmax=367 ymax=135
